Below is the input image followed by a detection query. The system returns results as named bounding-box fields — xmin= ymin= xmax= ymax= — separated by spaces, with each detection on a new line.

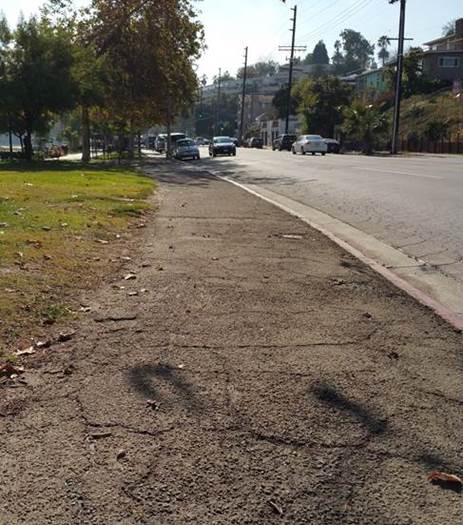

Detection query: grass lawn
xmin=0 ymin=161 xmax=155 ymax=357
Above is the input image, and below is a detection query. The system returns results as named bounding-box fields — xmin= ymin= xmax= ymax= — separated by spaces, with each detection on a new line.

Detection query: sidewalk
xmin=1 ymin=160 xmax=463 ymax=524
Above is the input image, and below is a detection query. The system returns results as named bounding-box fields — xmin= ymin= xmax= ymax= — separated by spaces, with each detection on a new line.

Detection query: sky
xmin=3 ymin=0 xmax=463 ymax=82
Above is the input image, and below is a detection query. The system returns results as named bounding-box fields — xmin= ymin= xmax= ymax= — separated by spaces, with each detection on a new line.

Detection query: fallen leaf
xmin=428 ymin=471 xmax=462 ymax=485
xmin=124 ymin=274 xmax=137 ymax=280
xmin=96 ymin=239 xmax=109 ymax=244
xmin=120 ymin=256 xmax=132 ymax=261
xmin=116 ymin=449 xmax=126 ymax=460
xmin=15 ymin=346 xmax=36 ymax=356
xmin=178 ymin=364 xmax=185 ymax=369
xmin=42 ymin=226 xmax=51 ymax=231
xmin=127 ymin=291 xmax=139 ymax=297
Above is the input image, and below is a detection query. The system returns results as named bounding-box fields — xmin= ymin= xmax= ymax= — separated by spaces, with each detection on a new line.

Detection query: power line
xmin=296 ymin=0 xmax=375 ymax=44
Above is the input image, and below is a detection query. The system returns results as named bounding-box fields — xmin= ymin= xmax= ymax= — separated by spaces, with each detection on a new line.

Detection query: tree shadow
xmin=127 ymin=363 xmax=203 ymax=412
xmin=312 ymin=382 xmax=388 ymax=435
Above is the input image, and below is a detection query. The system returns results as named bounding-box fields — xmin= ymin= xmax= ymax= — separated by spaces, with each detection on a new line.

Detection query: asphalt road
xmin=199 ymin=148 xmax=463 ymax=284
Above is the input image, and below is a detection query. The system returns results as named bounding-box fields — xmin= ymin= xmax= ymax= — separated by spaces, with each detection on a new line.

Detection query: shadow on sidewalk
xmin=127 ymin=363 xmax=204 ymax=412
xmin=312 ymin=381 xmax=388 ymax=435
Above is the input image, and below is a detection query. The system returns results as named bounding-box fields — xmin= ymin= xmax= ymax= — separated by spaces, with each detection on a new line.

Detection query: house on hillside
xmin=422 ymin=18 xmax=463 ymax=89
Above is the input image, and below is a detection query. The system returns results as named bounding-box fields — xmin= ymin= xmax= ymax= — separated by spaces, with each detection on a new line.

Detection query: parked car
xmin=173 ymin=138 xmax=200 ymax=160
xmin=272 ymin=134 xmax=297 ymax=151
xmin=324 ymin=138 xmax=341 ymax=153
xmin=195 ymin=137 xmax=207 ymax=146
xmin=248 ymin=137 xmax=263 ymax=149
xmin=209 ymin=136 xmax=237 ymax=157
xmin=155 ymin=133 xmax=186 ymax=153
xmin=292 ymin=135 xmax=327 ymax=155
xmin=147 ymin=135 xmax=156 ymax=149
xmin=155 ymin=134 xmax=167 ymax=153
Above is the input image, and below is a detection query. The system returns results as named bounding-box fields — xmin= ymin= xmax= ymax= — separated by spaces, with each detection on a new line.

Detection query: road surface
xmin=191 ymin=147 xmax=463 ymax=323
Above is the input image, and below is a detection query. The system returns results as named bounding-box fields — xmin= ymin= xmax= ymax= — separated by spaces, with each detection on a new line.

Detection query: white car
xmin=292 ymin=135 xmax=328 ymax=156
xmin=173 ymin=138 xmax=200 ymax=160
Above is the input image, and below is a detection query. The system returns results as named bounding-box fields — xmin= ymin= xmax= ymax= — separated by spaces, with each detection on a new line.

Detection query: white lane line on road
xmin=357 ymin=167 xmax=443 ymax=180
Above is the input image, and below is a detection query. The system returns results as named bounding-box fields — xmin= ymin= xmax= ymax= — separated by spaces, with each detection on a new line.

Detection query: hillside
xmin=395 ymin=90 xmax=463 ymax=140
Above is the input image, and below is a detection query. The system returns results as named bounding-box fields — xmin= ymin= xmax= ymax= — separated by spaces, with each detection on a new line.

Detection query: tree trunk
xmin=24 ymin=129 xmax=33 ymax=161
xmin=81 ymin=105 xmax=91 ymax=162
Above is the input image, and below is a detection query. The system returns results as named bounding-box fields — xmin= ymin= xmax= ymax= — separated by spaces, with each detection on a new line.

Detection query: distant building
xmin=422 ymin=18 xmax=463 ymax=86
xmin=258 ymin=115 xmax=299 ymax=146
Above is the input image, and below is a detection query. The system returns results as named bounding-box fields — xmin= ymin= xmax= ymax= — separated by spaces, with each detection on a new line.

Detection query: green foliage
xmin=377 ymin=36 xmax=391 ymax=66
xmin=272 ymin=86 xmax=300 ymax=120
xmin=0 ymin=16 xmax=78 ymax=160
xmin=423 ymin=119 xmax=449 ymax=142
xmin=332 ymin=29 xmax=375 ymax=74
xmin=442 ymin=19 xmax=456 ymax=36
xmin=342 ymin=102 xmax=389 ymax=154
xmin=293 ymin=76 xmax=352 ymax=137
xmin=194 ymin=93 xmax=238 ymax=138
xmin=313 ymin=40 xmax=329 ymax=65
xmin=383 ymin=47 xmax=450 ymax=98
xmin=237 ymin=60 xmax=278 ymax=79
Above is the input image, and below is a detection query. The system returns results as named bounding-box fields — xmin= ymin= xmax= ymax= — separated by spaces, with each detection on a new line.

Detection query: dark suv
xmin=272 ymin=134 xmax=297 ymax=151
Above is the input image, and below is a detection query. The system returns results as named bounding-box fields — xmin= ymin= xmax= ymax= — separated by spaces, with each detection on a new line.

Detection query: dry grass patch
xmin=0 ymin=161 xmax=155 ymax=353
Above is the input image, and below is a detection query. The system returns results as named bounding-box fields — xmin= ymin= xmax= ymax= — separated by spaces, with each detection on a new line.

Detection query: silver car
xmin=292 ymin=135 xmax=328 ymax=156
xmin=173 ymin=138 xmax=200 ymax=160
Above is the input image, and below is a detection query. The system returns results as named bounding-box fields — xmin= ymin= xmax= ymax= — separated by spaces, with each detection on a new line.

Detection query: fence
xmin=399 ymin=135 xmax=463 ymax=154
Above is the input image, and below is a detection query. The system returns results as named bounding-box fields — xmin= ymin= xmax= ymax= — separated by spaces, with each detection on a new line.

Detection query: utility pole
xmin=239 ymin=46 xmax=248 ymax=145
xmin=390 ymin=0 xmax=407 ymax=154
xmin=279 ymin=5 xmax=306 ymax=134
xmin=214 ymin=68 xmax=222 ymax=136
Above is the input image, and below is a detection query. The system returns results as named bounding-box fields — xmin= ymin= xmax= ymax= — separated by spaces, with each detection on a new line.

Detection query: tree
xmin=342 ymin=102 xmax=389 ymax=155
xmin=424 ymin=119 xmax=449 ymax=142
xmin=332 ymin=29 xmax=375 ymax=74
xmin=442 ymin=20 xmax=456 ymax=36
xmin=237 ymin=60 xmax=278 ymax=79
xmin=383 ymin=47 xmax=447 ymax=98
xmin=213 ymin=70 xmax=234 ymax=84
xmin=377 ymin=35 xmax=391 ymax=66
xmin=312 ymin=40 xmax=329 ymax=65
xmin=272 ymin=86 xmax=300 ymax=119
xmin=293 ymin=76 xmax=352 ymax=137
xmin=3 ymin=16 xmax=78 ymax=160
xmin=194 ymin=93 xmax=238 ymax=138
xmin=332 ymin=40 xmax=343 ymax=71
xmin=302 ymin=52 xmax=313 ymax=65
xmin=84 ymin=0 xmax=204 ymax=157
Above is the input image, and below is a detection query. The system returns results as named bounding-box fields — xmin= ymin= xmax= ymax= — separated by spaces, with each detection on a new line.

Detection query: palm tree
xmin=377 ymin=35 xmax=391 ymax=66
xmin=342 ymin=103 xmax=389 ymax=155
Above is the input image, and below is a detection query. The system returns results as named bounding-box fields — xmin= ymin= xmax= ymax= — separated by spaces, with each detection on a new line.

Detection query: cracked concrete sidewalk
xmin=1 ymin=161 xmax=463 ymax=524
